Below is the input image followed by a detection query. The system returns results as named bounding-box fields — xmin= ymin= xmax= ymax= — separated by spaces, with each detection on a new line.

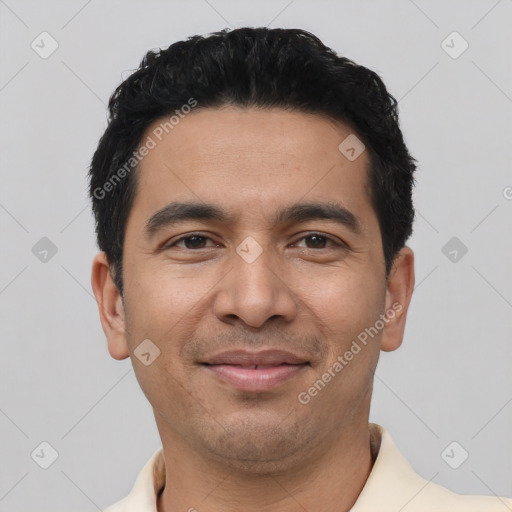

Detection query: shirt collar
xmin=350 ymin=423 xmax=430 ymax=511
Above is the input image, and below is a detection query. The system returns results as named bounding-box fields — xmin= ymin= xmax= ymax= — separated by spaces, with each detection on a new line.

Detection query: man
xmin=89 ymin=27 xmax=511 ymax=511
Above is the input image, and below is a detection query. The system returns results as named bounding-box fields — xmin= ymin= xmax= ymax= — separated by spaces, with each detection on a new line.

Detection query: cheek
xmin=123 ymin=269 xmax=202 ymax=407
xmin=132 ymin=356 xmax=197 ymax=435
xmin=124 ymin=262 xmax=216 ymax=344
xmin=300 ymin=269 xmax=384 ymax=346
xmin=123 ymin=264 xmax=222 ymax=402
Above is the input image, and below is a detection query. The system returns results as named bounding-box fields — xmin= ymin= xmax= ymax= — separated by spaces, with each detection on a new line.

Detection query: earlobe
xmin=90 ymin=252 xmax=130 ymax=360
xmin=380 ymin=246 xmax=415 ymax=352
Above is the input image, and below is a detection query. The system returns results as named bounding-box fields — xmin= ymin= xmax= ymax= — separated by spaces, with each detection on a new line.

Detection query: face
xmin=92 ymin=106 xmax=414 ymax=472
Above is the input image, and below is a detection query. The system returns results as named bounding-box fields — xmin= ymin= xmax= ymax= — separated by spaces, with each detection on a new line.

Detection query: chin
xmin=200 ymin=414 xmax=312 ymax=474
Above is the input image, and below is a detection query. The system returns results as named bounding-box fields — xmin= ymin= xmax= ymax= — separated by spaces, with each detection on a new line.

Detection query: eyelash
xmin=164 ymin=232 xmax=345 ymax=250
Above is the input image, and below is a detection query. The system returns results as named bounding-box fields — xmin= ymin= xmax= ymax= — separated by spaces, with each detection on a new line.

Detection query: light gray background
xmin=0 ymin=0 xmax=511 ymax=510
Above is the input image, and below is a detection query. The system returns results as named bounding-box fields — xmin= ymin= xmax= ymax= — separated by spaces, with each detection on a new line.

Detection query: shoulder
xmin=101 ymin=446 xmax=165 ymax=512
xmin=351 ymin=424 xmax=511 ymax=512
xmin=102 ymin=496 xmax=130 ymax=512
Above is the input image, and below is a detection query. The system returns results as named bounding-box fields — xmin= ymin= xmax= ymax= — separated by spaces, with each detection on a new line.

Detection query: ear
xmin=91 ymin=252 xmax=130 ymax=360
xmin=380 ymin=246 xmax=415 ymax=352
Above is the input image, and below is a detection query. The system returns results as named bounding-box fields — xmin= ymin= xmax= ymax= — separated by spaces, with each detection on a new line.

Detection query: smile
xmin=202 ymin=362 xmax=310 ymax=392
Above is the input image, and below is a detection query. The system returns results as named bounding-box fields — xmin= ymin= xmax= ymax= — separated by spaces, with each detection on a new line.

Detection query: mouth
xmin=200 ymin=349 xmax=311 ymax=392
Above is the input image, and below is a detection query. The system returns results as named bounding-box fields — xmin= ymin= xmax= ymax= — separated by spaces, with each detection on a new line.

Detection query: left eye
xmin=293 ymin=234 xmax=338 ymax=249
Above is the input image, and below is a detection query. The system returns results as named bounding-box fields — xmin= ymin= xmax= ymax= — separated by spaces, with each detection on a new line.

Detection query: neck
xmin=156 ymin=419 xmax=379 ymax=512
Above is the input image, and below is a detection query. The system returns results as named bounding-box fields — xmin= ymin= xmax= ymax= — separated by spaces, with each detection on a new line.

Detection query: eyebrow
xmin=144 ymin=201 xmax=362 ymax=238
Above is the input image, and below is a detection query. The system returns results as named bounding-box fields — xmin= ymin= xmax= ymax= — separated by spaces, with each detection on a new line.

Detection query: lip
xmin=201 ymin=349 xmax=310 ymax=392
xmin=202 ymin=349 xmax=309 ymax=366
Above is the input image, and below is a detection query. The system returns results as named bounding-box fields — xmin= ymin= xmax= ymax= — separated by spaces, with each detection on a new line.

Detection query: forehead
xmin=130 ymin=106 xmax=375 ymax=230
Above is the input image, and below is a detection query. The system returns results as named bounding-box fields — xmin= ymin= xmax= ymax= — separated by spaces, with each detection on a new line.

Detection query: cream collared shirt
xmin=103 ymin=424 xmax=511 ymax=511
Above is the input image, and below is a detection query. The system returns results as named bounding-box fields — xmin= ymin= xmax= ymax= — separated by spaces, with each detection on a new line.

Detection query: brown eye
xmin=165 ymin=234 xmax=215 ymax=250
xmin=293 ymin=233 xmax=340 ymax=249
xmin=181 ymin=236 xmax=208 ymax=249
xmin=304 ymin=234 xmax=328 ymax=248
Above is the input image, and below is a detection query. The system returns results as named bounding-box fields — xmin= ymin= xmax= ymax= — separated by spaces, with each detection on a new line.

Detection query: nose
xmin=212 ymin=240 xmax=298 ymax=329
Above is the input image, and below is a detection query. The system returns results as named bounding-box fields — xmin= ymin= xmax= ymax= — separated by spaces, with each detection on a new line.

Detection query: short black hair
xmin=89 ymin=27 xmax=416 ymax=296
